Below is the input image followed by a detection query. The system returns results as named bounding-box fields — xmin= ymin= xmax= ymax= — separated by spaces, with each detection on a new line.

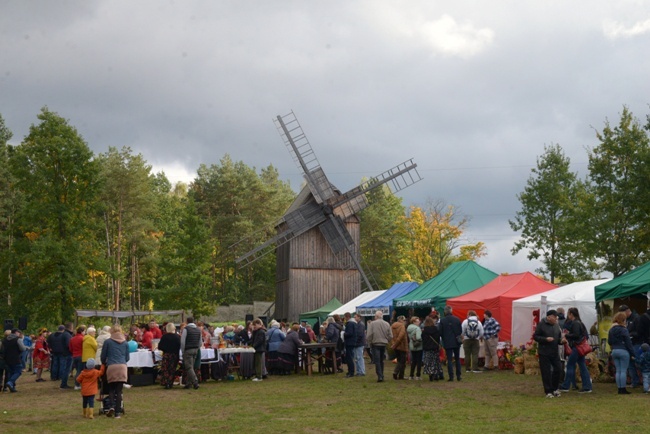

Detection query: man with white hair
xmin=366 ymin=311 xmax=392 ymax=383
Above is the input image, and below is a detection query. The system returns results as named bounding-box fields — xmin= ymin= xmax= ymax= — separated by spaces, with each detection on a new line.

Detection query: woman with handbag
xmin=559 ymin=307 xmax=592 ymax=393
xmin=422 ymin=316 xmax=444 ymax=381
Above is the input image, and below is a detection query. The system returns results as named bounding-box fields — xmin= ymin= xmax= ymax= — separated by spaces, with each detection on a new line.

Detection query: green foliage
xmin=9 ymin=107 xmax=102 ymax=323
xmin=359 ymin=184 xmax=413 ymax=289
xmin=587 ymin=106 xmax=650 ymax=276
xmin=510 ymin=144 xmax=594 ymax=283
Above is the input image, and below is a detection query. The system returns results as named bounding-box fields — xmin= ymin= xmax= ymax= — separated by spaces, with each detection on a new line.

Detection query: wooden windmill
xmin=233 ymin=111 xmax=421 ymax=321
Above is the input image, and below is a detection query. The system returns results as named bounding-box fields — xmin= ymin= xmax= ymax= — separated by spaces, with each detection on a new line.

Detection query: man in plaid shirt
xmin=483 ymin=310 xmax=501 ymax=370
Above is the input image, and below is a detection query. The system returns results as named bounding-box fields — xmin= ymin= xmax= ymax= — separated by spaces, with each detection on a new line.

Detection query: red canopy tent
xmin=446 ymin=272 xmax=557 ymax=342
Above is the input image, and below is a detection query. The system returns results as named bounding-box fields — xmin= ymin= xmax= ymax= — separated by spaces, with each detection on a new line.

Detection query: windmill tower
xmin=233 ymin=111 xmax=421 ymax=321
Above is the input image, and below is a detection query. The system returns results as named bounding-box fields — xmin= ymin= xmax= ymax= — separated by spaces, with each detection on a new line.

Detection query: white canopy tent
xmin=328 ymin=290 xmax=386 ymax=318
xmin=511 ymin=279 xmax=609 ymax=347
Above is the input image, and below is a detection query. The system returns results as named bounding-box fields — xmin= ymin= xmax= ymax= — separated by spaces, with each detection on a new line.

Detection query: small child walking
xmin=75 ymin=358 xmax=105 ymax=419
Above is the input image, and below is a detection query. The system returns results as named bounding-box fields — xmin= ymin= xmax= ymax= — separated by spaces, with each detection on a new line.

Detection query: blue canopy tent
xmin=356 ymin=282 xmax=420 ymax=317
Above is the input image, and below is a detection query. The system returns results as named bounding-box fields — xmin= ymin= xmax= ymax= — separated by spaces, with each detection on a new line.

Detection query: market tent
xmin=394 ymin=261 xmax=498 ymax=313
xmin=356 ymin=282 xmax=420 ymax=317
xmin=299 ymin=297 xmax=342 ymax=327
xmin=595 ymin=261 xmax=650 ymax=302
xmin=329 ymin=290 xmax=387 ymax=317
xmin=511 ymin=279 xmax=609 ymax=347
xmin=447 ymin=272 xmax=557 ymax=342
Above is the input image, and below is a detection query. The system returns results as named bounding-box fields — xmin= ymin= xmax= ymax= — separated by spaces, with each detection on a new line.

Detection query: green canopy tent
xmin=299 ymin=297 xmax=343 ymax=327
xmin=595 ymin=261 xmax=650 ymax=303
xmin=393 ymin=261 xmax=498 ymax=314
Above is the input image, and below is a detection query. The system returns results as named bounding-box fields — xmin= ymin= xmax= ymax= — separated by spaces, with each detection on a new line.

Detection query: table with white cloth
xmin=127 ymin=350 xmax=155 ymax=368
xmin=126 ymin=350 xmax=156 ymax=386
xmin=218 ymin=347 xmax=255 ymax=379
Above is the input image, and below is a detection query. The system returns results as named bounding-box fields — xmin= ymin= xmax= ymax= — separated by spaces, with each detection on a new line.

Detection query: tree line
xmin=510 ymin=106 xmax=650 ymax=283
xmin=0 ymin=108 xmax=482 ymax=328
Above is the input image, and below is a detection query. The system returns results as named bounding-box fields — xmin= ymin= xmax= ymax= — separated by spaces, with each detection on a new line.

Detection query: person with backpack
xmin=461 ymin=310 xmax=484 ymax=373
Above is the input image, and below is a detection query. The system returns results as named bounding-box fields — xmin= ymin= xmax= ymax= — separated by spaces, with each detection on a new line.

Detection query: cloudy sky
xmin=2 ymin=1 xmax=650 ymax=277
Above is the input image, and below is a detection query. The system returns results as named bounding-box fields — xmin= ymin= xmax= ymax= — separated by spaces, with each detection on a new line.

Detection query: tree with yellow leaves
xmin=405 ymin=200 xmax=486 ymax=282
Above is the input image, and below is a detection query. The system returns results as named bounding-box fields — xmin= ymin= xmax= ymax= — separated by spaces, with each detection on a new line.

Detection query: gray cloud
xmin=2 ymin=1 xmax=649 ymax=276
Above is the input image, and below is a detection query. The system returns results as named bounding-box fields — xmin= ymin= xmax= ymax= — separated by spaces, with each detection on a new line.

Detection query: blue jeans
xmin=354 ymin=346 xmax=365 ymax=375
xmin=612 ymin=349 xmax=630 ymax=388
xmin=56 ymin=355 xmax=72 ymax=387
xmin=643 ymin=372 xmax=650 ymax=393
xmin=83 ymin=395 xmax=96 ymax=408
xmin=561 ymin=349 xmax=592 ymax=391
xmin=628 ymin=344 xmax=641 ymax=386
xmin=6 ymin=364 xmax=22 ymax=389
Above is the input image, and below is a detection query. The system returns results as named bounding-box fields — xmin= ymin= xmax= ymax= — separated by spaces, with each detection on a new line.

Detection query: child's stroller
xmin=99 ymin=375 xmax=125 ymax=417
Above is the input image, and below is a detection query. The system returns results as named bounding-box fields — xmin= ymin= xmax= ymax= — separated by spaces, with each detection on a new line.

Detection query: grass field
xmin=0 ymin=365 xmax=647 ymax=433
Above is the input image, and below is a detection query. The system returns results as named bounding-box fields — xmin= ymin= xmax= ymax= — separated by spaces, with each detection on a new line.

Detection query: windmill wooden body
xmin=233 ymin=111 xmax=421 ymax=321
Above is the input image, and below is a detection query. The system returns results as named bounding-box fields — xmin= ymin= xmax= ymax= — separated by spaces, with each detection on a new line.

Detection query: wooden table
xmin=298 ymin=342 xmax=337 ymax=376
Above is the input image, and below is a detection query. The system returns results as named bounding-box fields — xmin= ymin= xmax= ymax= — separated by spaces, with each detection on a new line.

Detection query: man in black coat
xmin=438 ymin=306 xmax=463 ymax=382
xmin=343 ymin=312 xmax=357 ymax=378
xmin=533 ymin=309 xmax=563 ymax=398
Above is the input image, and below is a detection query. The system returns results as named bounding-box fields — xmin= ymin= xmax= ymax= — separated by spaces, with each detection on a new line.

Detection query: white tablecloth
xmin=127 ymin=350 xmax=154 ymax=368
xmin=153 ymin=348 xmax=217 ymax=363
xmin=218 ymin=347 xmax=255 ymax=355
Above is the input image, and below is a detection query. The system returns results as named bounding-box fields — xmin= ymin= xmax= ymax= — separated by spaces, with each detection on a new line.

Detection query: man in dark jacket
xmin=533 ymin=309 xmax=563 ymax=398
xmin=343 ymin=313 xmax=357 ymax=378
xmin=180 ymin=317 xmax=202 ymax=390
xmin=438 ymin=306 xmax=463 ymax=382
xmin=1 ymin=329 xmax=26 ymax=392
xmin=620 ymin=305 xmax=642 ymax=387
xmin=48 ymin=325 xmax=72 ymax=388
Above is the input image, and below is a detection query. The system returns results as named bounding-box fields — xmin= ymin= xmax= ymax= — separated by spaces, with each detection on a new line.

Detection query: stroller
xmin=99 ymin=375 xmax=125 ymax=417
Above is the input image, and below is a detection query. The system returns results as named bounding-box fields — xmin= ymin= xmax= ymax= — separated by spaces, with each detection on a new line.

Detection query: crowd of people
xmin=1 ymin=301 xmax=648 ymax=416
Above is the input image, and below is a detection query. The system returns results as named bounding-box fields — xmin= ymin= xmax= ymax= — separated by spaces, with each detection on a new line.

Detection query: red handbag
xmin=575 ymin=338 xmax=592 ymax=357
xmin=563 ymin=342 xmax=572 ymax=356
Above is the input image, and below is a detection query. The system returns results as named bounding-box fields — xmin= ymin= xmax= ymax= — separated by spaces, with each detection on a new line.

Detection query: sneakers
xmin=414 ymin=377 xmax=421 ymax=381
xmin=74 ymin=386 xmax=81 ymax=391
xmin=559 ymin=388 xmax=570 ymax=393
xmin=578 ymin=389 xmax=592 ymax=394
xmin=123 ymin=384 xmax=132 ymax=389
xmin=193 ymin=382 xmax=199 ymax=390
xmin=553 ymin=390 xmax=561 ymax=397
xmin=252 ymin=378 xmax=263 ymax=382
xmin=545 ymin=393 xmax=555 ymax=399
xmin=407 ymin=377 xmax=413 ymax=380
xmin=472 ymin=370 xmax=482 ymax=373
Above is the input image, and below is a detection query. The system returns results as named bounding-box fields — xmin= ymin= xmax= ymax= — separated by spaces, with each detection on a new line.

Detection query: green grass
xmin=0 ymin=367 xmax=647 ymax=433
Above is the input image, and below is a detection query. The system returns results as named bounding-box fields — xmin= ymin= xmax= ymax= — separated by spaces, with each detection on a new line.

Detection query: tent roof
xmin=394 ymin=261 xmax=498 ymax=311
xmin=329 ymin=290 xmax=387 ymax=317
xmin=75 ymin=309 xmax=185 ymax=319
xmin=356 ymin=282 xmax=420 ymax=316
xmin=515 ymin=279 xmax=608 ymax=306
xmin=299 ymin=297 xmax=343 ymax=322
xmin=447 ymin=272 xmax=557 ymax=342
xmin=595 ymin=261 xmax=650 ymax=302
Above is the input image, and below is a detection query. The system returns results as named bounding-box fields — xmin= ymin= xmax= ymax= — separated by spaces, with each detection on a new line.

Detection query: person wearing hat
xmin=1 ymin=329 xmax=26 ymax=392
xmin=76 ymin=358 xmax=105 ymax=419
xmin=33 ymin=328 xmax=50 ymax=382
xmin=533 ymin=309 xmax=563 ymax=398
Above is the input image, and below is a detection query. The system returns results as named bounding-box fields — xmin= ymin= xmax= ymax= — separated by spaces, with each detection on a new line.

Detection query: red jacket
xmin=69 ymin=333 xmax=84 ymax=358
xmin=151 ymin=326 xmax=162 ymax=340
xmin=141 ymin=331 xmax=154 ymax=349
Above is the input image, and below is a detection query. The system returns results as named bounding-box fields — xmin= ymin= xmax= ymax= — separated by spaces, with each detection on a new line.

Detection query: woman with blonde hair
xmin=100 ymin=324 xmax=130 ymax=418
xmin=158 ymin=322 xmax=181 ymax=389
xmin=609 ymin=311 xmax=636 ymax=394
xmin=82 ymin=327 xmax=97 ymax=369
